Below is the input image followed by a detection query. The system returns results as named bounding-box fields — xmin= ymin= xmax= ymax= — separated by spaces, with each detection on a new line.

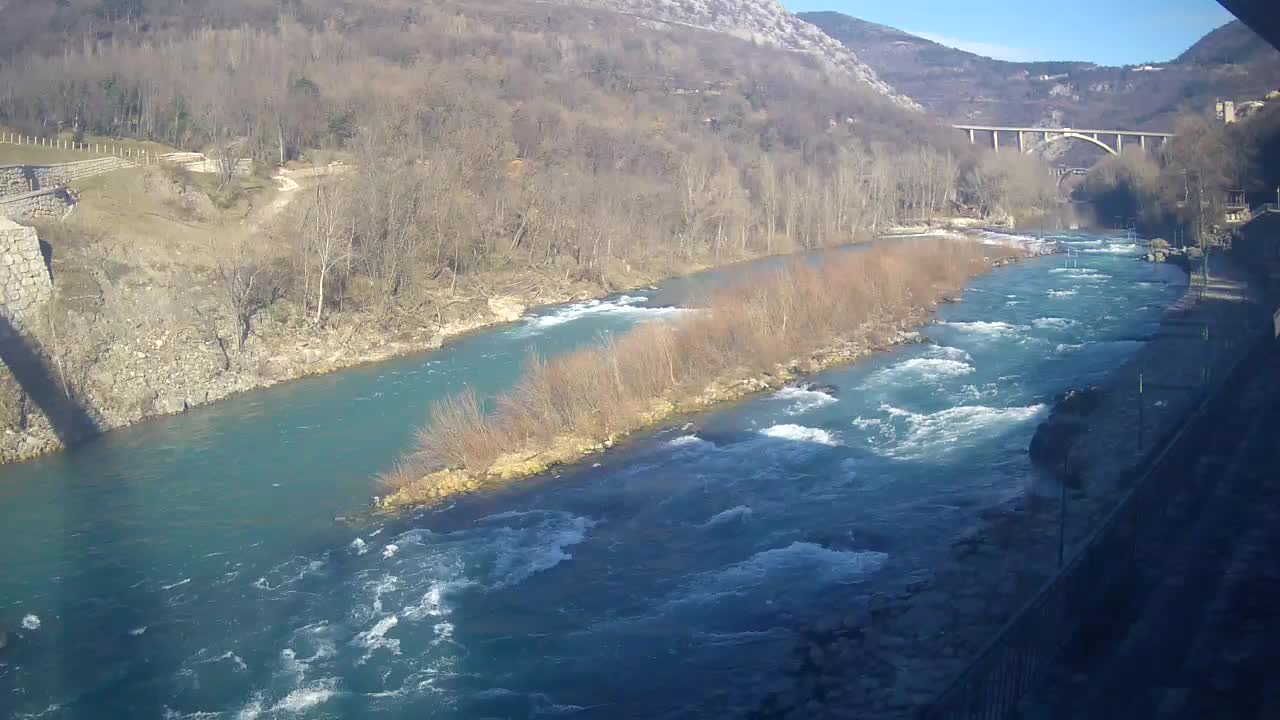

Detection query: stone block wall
xmin=0 ymin=166 xmax=36 ymax=196
xmin=0 ymin=188 xmax=76 ymax=222
xmin=0 ymin=216 xmax=52 ymax=327
xmin=0 ymin=158 xmax=136 ymax=199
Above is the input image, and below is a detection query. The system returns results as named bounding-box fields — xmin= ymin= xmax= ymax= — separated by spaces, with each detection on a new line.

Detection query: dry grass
xmin=392 ymin=239 xmax=1015 ymax=495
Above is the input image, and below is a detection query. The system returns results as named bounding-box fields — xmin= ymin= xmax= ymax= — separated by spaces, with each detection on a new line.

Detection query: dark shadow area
xmin=0 ymin=314 xmax=99 ymax=444
xmin=38 ymin=238 xmax=54 ymax=281
xmin=1012 ymin=334 xmax=1280 ymax=719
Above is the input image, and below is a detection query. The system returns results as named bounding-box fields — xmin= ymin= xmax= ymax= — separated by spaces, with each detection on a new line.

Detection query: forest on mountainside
xmin=2 ymin=0 xmax=1057 ymax=322
xmin=805 ymin=12 xmax=1280 ymax=131
xmin=1079 ymin=105 xmax=1280 ymax=243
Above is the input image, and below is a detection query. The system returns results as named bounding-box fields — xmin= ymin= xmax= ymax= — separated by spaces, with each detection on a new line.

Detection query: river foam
xmin=772 ymin=386 xmax=837 ymax=415
xmin=672 ymin=542 xmax=887 ymax=607
xmin=973 ymin=230 xmax=1058 ymax=255
xmin=273 ymin=678 xmax=339 ymax=713
xmin=667 ymin=435 xmax=718 ymax=453
xmin=1051 ymin=268 xmax=1111 ymax=282
xmin=703 ymin=505 xmax=754 ymax=527
xmin=1032 ymin=317 xmax=1078 ymax=330
xmin=866 ymin=356 xmax=975 ymax=386
xmin=939 ymin=320 xmax=1029 ymax=338
xmin=862 ymin=403 xmax=1047 ymax=458
xmin=353 ymin=615 xmax=401 ymax=663
xmin=1080 ymin=242 xmax=1139 ymax=255
xmin=520 ymin=295 xmax=684 ymax=333
xmin=758 ymin=424 xmax=842 ymax=446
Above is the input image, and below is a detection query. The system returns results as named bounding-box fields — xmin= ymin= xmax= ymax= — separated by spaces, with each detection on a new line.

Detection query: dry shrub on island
xmin=396 ymin=238 xmax=1012 ymax=491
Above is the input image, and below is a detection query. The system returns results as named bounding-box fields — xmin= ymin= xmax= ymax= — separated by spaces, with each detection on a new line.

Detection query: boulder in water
xmin=1029 ymin=386 xmax=1104 ymax=477
xmin=788 ymin=380 xmax=838 ymax=396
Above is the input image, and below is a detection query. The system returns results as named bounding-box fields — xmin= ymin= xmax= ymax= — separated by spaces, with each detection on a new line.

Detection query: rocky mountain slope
xmin=551 ymin=0 xmax=921 ymax=110
xmin=803 ymin=13 xmax=1280 ymax=131
xmin=1177 ymin=18 xmax=1278 ymax=65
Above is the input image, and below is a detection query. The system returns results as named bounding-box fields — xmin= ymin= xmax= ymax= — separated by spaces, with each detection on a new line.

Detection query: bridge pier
xmin=1018 ymin=131 xmax=1025 ymax=153
xmin=993 ymin=130 xmax=999 ymax=153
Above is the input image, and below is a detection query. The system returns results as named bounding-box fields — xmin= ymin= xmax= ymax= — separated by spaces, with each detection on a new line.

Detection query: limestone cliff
xmin=552 ymin=0 xmax=921 ymax=111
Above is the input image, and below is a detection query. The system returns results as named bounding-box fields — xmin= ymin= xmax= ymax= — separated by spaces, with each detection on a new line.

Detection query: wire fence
xmin=919 ymin=328 xmax=1270 ymax=720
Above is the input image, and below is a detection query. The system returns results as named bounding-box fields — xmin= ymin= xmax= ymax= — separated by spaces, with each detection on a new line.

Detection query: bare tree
xmin=304 ymin=183 xmax=354 ymax=326
xmin=216 ymin=240 xmax=281 ymax=350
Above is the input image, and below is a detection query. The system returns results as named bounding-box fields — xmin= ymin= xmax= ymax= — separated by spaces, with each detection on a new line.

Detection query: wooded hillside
xmin=1 ymin=0 xmax=1054 ymax=321
xmin=806 ymin=13 xmax=1280 ymax=131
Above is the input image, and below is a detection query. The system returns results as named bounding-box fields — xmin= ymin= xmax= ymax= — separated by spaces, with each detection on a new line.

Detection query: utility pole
xmin=1197 ymin=172 xmax=1209 ymax=290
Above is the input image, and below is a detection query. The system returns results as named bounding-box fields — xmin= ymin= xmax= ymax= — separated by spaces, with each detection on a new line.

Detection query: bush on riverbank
xmin=388 ymin=239 xmax=1014 ymax=503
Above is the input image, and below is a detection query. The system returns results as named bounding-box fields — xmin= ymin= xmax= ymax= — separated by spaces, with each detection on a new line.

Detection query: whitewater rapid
xmin=0 ymin=232 xmax=1187 ymax=720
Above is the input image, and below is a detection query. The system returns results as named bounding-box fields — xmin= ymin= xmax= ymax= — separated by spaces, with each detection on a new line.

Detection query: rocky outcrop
xmin=486 ymin=296 xmax=528 ymax=323
xmin=1029 ymin=385 xmax=1105 ymax=481
xmin=0 ymin=280 xmax=610 ymax=465
xmin=554 ymin=0 xmax=920 ymax=110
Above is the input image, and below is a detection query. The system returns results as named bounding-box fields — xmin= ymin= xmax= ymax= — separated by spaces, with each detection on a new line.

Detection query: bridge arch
xmin=1055 ymin=168 xmax=1088 ymax=188
xmin=1046 ymin=132 xmax=1118 ymax=156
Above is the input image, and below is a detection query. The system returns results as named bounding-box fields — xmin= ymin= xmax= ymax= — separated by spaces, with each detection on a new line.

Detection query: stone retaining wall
xmin=0 ymin=187 xmax=76 ymax=222
xmin=0 ymin=165 xmax=36 ymax=196
xmin=0 ymin=216 xmax=52 ymax=328
xmin=0 ymin=158 xmax=135 ymax=198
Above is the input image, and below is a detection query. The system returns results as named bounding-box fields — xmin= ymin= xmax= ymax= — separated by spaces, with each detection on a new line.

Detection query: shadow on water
xmin=0 ymin=315 xmax=172 ymax=718
xmin=0 ymin=314 xmax=99 ymax=445
xmin=36 ymin=454 xmax=183 ymax=719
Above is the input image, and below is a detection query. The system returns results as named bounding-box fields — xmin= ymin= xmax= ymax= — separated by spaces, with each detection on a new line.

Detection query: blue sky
xmin=782 ymin=0 xmax=1237 ymax=65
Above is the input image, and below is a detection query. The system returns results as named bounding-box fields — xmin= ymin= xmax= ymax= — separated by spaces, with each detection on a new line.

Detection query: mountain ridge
xmin=549 ymin=0 xmax=922 ymax=110
xmin=802 ymin=12 xmax=1280 ymax=131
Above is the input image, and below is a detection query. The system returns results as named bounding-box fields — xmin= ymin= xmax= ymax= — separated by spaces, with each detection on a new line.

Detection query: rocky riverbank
xmin=748 ymin=251 xmax=1273 ymax=720
xmin=2 ymin=212 xmax=1021 ymax=467
xmin=0 ymin=271 xmax=666 ymax=465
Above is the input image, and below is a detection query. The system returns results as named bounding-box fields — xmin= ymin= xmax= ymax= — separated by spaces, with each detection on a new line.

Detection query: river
xmin=0 ymin=232 xmax=1187 ymax=720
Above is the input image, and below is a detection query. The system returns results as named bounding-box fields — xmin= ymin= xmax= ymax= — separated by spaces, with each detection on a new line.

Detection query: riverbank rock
xmin=1029 ymin=385 xmax=1104 ymax=478
xmin=787 ymin=380 xmax=839 ymax=396
xmin=487 ymin=296 xmax=527 ymax=323
xmin=1146 ymin=238 xmax=1173 ymax=263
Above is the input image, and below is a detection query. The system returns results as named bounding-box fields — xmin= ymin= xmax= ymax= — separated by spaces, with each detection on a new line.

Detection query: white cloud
xmin=909 ymin=30 xmax=1037 ymax=62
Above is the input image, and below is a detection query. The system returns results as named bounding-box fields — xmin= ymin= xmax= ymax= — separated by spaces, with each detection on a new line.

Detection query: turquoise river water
xmin=0 ymin=233 xmax=1187 ymax=719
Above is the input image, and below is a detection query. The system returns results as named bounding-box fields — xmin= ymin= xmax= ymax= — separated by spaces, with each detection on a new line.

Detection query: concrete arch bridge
xmin=954 ymin=125 xmax=1175 ymax=156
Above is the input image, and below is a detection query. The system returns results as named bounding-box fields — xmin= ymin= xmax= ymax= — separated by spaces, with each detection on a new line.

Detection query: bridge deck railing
xmin=919 ymin=325 xmax=1268 ymax=720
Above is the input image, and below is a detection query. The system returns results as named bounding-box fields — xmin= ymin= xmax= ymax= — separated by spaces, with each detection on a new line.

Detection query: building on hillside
xmin=1238 ymin=100 xmax=1267 ymax=121
xmin=1224 ymin=190 xmax=1250 ymax=225
xmin=1232 ymin=206 xmax=1280 ymax=287
xmin=1217 ymin=100 xmax=1238 ymax=124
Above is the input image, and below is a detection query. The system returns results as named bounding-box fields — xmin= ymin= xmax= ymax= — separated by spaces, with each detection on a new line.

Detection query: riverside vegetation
xmin=0 ymin=0 xmax=1062 ymax=463
xmin=1079 ymin=104 xmax=1280 ymax=243
xmin=385 ymin=238 xmax=1018 ymax=506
